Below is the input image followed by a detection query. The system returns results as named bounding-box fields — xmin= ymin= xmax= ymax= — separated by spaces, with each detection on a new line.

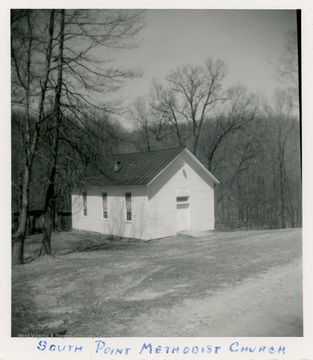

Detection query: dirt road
xmin=128 ymin=259 xmax=302 ymax=337
xmin=12 ymin=228 xmax=303 ymax=337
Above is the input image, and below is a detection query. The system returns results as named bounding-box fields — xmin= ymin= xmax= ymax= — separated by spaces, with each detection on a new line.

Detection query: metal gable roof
xmin=82 ymin=147 xmax=185 ymax=186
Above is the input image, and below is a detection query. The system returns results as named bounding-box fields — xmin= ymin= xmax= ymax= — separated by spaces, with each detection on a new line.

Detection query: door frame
xmin=176 ymin=195 xmax=190 ymax=231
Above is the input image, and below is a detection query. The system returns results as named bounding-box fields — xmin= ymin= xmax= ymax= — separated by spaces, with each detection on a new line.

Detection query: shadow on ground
xmin=21 ymin=231 xmax=146 ymax=263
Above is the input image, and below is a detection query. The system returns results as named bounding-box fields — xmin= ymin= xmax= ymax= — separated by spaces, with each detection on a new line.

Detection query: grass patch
xmin=12 ymin=228 xmax=302 ymax=337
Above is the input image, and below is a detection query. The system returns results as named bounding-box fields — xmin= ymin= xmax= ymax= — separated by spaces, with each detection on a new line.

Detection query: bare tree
xmin=265 ymin=88 xmax=299 ymax=228
xmin=216 ymin=133 xmax=260 ymax=205
xmin=131 ymin=95 xmax=168 ymax=151
xmin=11 ymin=10 xmax=56 ymax=264
xmin=204 ymin=85 xmax=258 ymax=172
xmin=131 ymin=97 xmax=152 ymax=152
xmin=40 ymin=10 xmax=65 ymax=255
xmin=11 ymin=9 xmax=145 ymax=263
xmin=38 ymin=9 xmax=144 ymax=256
xmin=150 ymin=80 xmax=187 ymax=147
xmin=151 ymin=58 xmax=227 ymax=155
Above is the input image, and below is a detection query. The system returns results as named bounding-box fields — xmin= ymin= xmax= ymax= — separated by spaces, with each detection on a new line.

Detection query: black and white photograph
xmin=3 ymin=1 xmax=312 ymax=357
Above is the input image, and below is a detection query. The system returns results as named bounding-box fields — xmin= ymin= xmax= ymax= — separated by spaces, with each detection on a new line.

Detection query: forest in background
xmin=11 ymin=9 xmax=301 ymax=264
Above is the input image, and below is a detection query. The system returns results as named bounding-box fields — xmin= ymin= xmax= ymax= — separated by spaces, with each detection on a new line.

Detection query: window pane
xmin=176 ymin=196 xmax=189 ymax=202
xmin=102 ymin=192 xmax=108 ymax=219
xmin=126 ymin=193 xmax=131 ymax=206
xmin=83 ymin=192 xmax=87 ymax=216
xmin=125 ymin=193 xmax=132 ymax=221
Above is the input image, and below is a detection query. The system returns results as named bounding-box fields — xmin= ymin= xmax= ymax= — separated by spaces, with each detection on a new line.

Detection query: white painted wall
xmin=71 ymin=151 xmax=216 ymax=240
xmin=146 ymin=151 xmax=215 ymax=239
xmin=72 ymin=185 xmax=149 ymax=240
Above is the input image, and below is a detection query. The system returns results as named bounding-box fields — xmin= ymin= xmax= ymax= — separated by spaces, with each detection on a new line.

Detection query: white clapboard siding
xmin=72 ymin=186 xmax=149 ymax=240
xmin=71 ymin=148 xmax=217 ymax=240
xmin=146 ymin=151 xmax=215 ymax=239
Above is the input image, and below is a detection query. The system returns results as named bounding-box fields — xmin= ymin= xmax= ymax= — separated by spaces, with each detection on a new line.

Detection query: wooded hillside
xmin=11 ymin=9 xmax=301 ymax=264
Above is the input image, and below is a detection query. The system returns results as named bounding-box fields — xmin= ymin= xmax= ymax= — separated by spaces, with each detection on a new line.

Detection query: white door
xmin=177 ymin=203 xmax=190 ymax=231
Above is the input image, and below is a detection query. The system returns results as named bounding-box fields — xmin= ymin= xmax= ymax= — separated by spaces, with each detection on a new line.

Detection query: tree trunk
xmin=13 ymin=119 xmax=31 ymax=264
xmin=193 ymin=129 xmax=200 ymax=157
xmin=12 ymin=10 xmax=55 ymax=264
xmin=207 ymin=150 xmax=214 ymax=172
xmin=12 ymin=11 xmax=33 ymax=265
xmin=278 ymin=161 xmax=286 ymax=228
xmin=40 ymin=10 xmax=64 ymax=256
xmin=12 ymin=166 xmax=30 ymax=264
xmin=144 ymin=126 xmax=151 ymax=152
xmin=40 ymin=168 xmax=56 ymax=255
xmin=278 ymin=140 xmax=287 ymax=229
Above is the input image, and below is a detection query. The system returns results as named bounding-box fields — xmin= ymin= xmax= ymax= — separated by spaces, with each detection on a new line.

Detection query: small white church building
xmin=71 ymin=147 xmax=219 ymax=240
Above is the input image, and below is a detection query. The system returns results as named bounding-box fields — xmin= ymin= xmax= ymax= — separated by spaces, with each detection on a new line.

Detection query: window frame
xmin=102 ymin=192 xmax=108 ymax=220
xmin=82 ymin=191 xmax=87 ymax=216
xmin=176 ymin=195 xmax=190 ymax=204
xmin=125 ymin=192 xmax=132 ymax=222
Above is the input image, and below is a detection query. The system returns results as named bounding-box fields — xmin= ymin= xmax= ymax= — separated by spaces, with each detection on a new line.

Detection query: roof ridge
xmin=83 ymin=146 xmax=186 ymax=186
xmin=105 ymin=146 xmax=185 ymax=157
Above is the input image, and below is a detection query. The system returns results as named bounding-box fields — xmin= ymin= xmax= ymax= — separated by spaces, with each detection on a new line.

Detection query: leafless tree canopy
xmin=11 ymin=9 xmax=145 ymax=264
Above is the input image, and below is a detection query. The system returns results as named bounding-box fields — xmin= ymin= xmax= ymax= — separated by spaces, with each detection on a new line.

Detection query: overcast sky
xmin=112 ymin=9 xmax=297 ymax=106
